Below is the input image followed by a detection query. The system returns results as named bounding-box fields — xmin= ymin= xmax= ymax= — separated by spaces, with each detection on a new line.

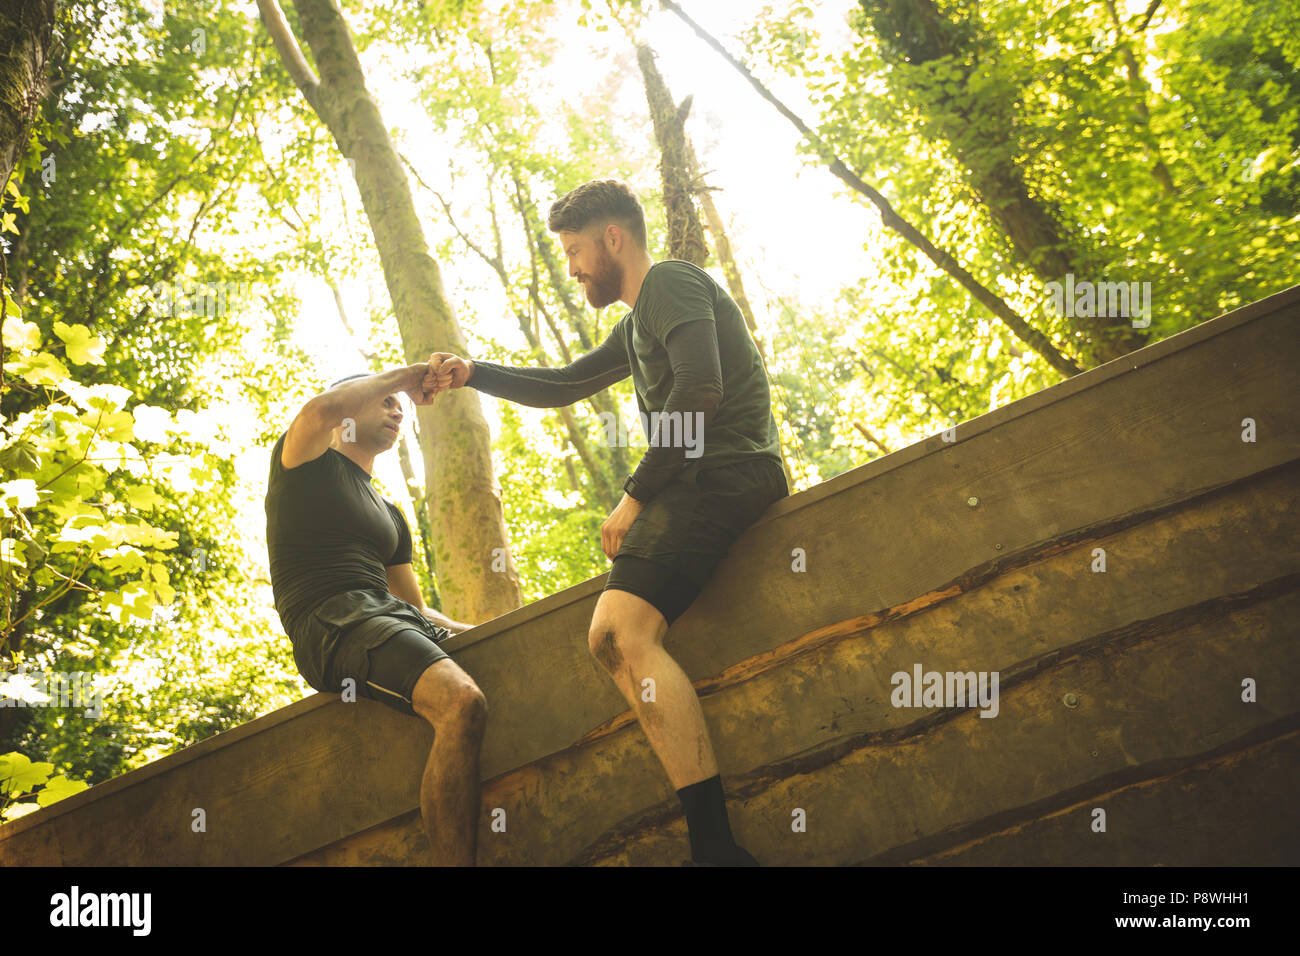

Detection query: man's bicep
xmin=280 ymin=403 xmax=334 ymax=470
xmin=664 ymin=319 xmax=723 ymax=394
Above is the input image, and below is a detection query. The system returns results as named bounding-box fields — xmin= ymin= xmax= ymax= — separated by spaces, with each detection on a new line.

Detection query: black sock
xmin=677 ymin=774 xmax=737 ymax=862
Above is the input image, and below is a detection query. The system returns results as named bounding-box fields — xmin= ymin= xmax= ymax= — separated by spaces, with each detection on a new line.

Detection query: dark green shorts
xmin=289 ymin=588 xmax=451 ymax=717
xmin=604 ymin=456 xmax=788 ymax=626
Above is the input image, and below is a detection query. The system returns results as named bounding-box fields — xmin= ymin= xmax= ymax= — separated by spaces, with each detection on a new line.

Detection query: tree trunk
xmin=0 ymin=0 xmax=53 ymax=189
xmin=0 ymin=0 xmax=57 ymax=390
xmin=1101 ymin=0 xmax=1177 ymax=197
xmin=257 ymin=0 xmax=522 ymax=622
xmin=636 ymin=43 xmax=707 ymax=266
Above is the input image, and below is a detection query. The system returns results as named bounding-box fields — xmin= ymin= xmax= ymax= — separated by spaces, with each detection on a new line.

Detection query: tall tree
xmin=0 ymin=0 xmax=58 ymax=382
xmin=256 ymin=0 xmax=523 ymax=622
xmin=635 ymin=43 xmax=707 ymax=266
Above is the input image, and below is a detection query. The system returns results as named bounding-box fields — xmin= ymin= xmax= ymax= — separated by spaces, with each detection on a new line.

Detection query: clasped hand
xmin=407 ymin=352 xmax=473 ymax=406
xmin=413 ymin=349 xmax=642 ymax=560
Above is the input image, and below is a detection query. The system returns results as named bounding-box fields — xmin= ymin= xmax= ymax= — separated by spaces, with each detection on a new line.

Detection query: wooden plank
xmin=894 ymin=731 xmax=1300 ymax=866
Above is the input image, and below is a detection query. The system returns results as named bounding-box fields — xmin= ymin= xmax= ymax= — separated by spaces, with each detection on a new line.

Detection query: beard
xmin=580 ymin=247 xmax=624 ymax=309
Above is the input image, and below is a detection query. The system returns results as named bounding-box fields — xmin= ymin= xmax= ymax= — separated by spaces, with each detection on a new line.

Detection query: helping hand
xmin=427 ymin=352 xmax=475 ymax=395
xmin=406 ymin=363 xmax=440 ymax=406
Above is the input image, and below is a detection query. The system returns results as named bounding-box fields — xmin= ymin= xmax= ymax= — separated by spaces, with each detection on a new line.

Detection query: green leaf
xmin=52 ymin=322 xmax=108 ymax=366
xmin=0 ymin=440 xmax=41 ymax=473
xmin=0 ymin=538 xmax=28 ymax=567
xmin=124 ymin=484 xmax=165 ymax=511
xmin=0 ymin=479 xmax=40 ymax=509
xmin=1 ymin=306 xmax=30 ymax=335
xmin=35 ymin=774 xmax=91 ymax=807
xmin=4 ymin=353 xmax=70 ymax=387
xmin=0 ymin=752 xmax=53 ymax=797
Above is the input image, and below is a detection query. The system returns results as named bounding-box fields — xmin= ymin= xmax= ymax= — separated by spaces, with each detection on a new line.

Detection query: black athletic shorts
xmin=604 ymin=456 xmax=789 ymax=626
xmin=289 ymin=588 xmax=451 ymax=717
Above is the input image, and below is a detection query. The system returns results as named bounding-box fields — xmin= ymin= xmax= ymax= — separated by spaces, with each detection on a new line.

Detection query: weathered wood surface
xmin=575 ymin=590 xmax=1300 ymax=866
xmin=1 ymin=285 xmax=1296 ymax=866
xmin=292 ymin=462 xmax=1300 ymax=865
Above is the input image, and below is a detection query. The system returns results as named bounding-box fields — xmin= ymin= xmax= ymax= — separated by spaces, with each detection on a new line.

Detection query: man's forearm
xmin=307 ymin=363 xmax=424 ymax=422
xmin=469 ymin=355 xmax=628 ymax=408
xmin=466 ymin=327 xmax=630 ymax=408
xmin=422 ymin=605 xmax=470 ymax=633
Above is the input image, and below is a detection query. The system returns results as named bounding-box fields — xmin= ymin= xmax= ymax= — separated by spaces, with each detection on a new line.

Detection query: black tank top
xmin=264 ymin=431 xmax=412 ymax=634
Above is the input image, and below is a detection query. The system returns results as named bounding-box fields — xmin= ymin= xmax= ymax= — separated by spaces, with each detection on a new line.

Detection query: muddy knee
xmin=588 ymin=626 xmax=625 ymax=675
xmin=447 ymin=685 xmax=487 ymax=735
xmin=413 ymin=667 xmax=487 ymax=733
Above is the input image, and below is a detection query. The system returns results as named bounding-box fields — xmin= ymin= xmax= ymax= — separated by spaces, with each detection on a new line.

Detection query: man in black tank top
xmin=264 ymin=362 xmax=484 ymax=866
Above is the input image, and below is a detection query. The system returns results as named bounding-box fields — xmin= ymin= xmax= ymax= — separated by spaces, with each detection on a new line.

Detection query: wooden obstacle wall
xmin=2 ymin=286 xmax=1297 ymax=866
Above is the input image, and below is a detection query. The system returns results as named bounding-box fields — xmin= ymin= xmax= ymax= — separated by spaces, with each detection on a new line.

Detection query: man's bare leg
xmin=410 ymin=658 xmax=487 ymax=866
xmin=587 ymin=588 xmax=717 ymax=788
xmin=588 ymin=588 xmax=758 ymax=864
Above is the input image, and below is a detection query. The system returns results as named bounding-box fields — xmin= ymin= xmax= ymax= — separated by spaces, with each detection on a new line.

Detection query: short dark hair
xmin=547 ymin=179 xmax=648 ymax=250
xmin=328 ymin=372 xmax=371 ymax=390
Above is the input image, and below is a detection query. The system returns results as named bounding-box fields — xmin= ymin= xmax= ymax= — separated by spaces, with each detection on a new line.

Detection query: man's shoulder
xmin=644 ymin=258 xmax=713 ymax=290
xmin=267 ymin=429 xmax=338 ymax=485
xmin=634 ymin=261 xmax=718 ymax=328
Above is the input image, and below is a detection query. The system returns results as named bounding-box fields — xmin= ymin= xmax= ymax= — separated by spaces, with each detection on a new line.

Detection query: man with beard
xmin=428 ymin=179 xmax=788 ymax=866
xmin=265 ymin=363 xmax=485 ymax=865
